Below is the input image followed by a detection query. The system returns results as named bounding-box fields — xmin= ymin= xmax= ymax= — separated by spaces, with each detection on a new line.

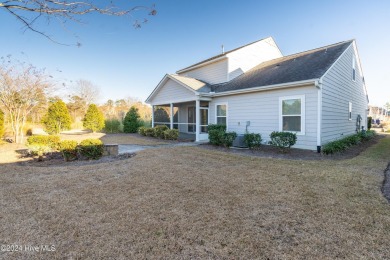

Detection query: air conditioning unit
xmin=233 ymin=134 xmax=247 ymax=148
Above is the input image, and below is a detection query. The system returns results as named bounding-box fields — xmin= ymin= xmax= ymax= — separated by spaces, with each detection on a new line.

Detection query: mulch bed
xmin=16 ymin=152 xmax=136 ymax=167
xmin=198 ymin=135 xmax=383 ymax=161
xmin=382 ymin=163 xmax=390 ymax=203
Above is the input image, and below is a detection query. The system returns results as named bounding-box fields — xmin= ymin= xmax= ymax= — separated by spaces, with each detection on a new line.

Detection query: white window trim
xmin=349 ymin=102 xmax=352 ymax=121
xmin=279 ymin=95 xmax=305 ymax=135
xmin=215 ymin=102 xmax=228 ymax=130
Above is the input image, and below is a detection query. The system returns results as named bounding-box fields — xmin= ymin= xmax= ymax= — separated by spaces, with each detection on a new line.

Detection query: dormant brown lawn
xmin=1 ymin=136 xmax=390 ymax=259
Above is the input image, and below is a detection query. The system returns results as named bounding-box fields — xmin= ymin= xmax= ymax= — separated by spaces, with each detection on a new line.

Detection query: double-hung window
xmin=352 ymin=57 xmax=356 ymax=81
xmin=216 ymin=103 xmax=227 ymax=126
xmin=279 ymin=95 xmax=305 ymax=135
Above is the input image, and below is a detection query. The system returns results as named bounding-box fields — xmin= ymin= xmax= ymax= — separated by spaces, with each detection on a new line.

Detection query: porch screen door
xmin=188 ymin=106 xmax=195 ymax=132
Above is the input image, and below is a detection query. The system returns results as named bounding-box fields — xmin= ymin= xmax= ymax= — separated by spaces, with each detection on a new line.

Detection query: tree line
xmin=0 ymin=59 xmax=151 ymax=143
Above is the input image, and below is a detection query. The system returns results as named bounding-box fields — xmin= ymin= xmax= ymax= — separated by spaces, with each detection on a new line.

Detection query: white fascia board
xmin=145 ymin=74 xmax=170 ymax=104
xmin=149 ymin=97 xmax=199 ymax=106
xmin=176 ymin=56 xmax=228 ymax=74
xmin=199 ymin=79 xmax=318 ymax=98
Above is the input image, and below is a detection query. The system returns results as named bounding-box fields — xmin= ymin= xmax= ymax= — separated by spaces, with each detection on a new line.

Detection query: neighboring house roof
xmin=177 ymin=37 xmax=272 ymax=73
xmin=169 ymin=74 xmax=211 ymax=92
xmin=212 ymin=40 xmax=353 ymax=93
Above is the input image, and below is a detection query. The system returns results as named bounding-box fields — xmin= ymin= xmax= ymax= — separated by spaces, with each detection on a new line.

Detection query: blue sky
xmin=1 ymin=0 xmax=389 ymax=106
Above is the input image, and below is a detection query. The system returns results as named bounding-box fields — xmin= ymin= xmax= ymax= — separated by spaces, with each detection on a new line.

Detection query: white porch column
xmin=170 ymin=103 xmax=173 ymax=129
xmin=151 ymin=105 xmax=155 ymax=127
xmin=195 ymin=99 xmax=200 ymax=142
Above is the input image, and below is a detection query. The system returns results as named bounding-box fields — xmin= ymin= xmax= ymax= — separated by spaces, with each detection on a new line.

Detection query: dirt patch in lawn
xmin=199 ymin=135 xmax=383 ymax=161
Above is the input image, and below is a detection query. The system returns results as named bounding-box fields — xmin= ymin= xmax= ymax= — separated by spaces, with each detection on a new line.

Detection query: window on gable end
xmin=352 ymin=56 xmax=356 ymax=81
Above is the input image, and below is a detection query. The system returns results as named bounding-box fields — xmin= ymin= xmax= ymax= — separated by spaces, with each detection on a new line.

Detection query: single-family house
xmin=145 ymin=37 xmax=369 ymax=151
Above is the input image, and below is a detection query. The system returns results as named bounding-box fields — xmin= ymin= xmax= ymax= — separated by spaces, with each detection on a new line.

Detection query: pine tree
xmin=83 ymin=104 xmax=105 ymax=133
xmin=0 ymin=109 xmax=4 ymax=138
xmin=42 ymin=100 xmax=72 ymax=134
xmin=123 ymin=106 xmax=141 ymax=133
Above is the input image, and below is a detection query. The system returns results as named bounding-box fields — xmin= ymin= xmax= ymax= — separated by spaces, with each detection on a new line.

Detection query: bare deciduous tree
xmin=0 ymin=59 xmax=52 ymax=143
xmin=0 ymin=1 xmax=157 ymax=45
xmin=74 ymin=79 xmax=100 ymax=106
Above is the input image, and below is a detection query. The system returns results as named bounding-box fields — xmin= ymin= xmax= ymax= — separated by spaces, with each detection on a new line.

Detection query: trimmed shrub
xmin=123 ymin=106 xmax=141 ymax=133
xmin=322 ymin=131 xmax=376 ymax=155
xmin=208 ymin=124 xmax=226 ymax=132
xmin=79 ymin=139 xmax=104 ymax=160
xmin=59 ymin=140 xmax=78 ymax=161
xmin=27 ymin=144 xmax=52 ymax=161
xmin=138 ymin=126 xmax=147 ymax=136
xmin=154 ymin=125 xmax=169 ymax=138
xmin=367 ymin=116 xmax=372 ymax=130
xmin=144 ymin=127 xmax=155 ymax=137
xmin=222 ymin=132 xmax=237 ymax=148
xmin=104 ymin=118 xmax=121 ymax=133
xmin=359 ymin=129 xmax=376 ymax=141
xmin=244 ymin=133 xmax=262 ymax=150
xmin=208 ymin=124 xmax=227 ymax=146
xmin=26 ymin=135 xmax=61 ymax=150
xmin=269 ymin=131 xmax=297 ymax=152
xmin=163 ymin=129 xmax=179 ymax=140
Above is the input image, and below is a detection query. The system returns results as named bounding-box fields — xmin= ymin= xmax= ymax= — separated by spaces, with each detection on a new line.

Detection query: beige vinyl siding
xmin=209 ymin=86 xmax=318 ymax=150
xmin=321 ymin=45 xmax=368 ymax=144
xmin=227 ymin=37 xmax=283 ymax=80
xmin=149 ymin=79 xmax=195 ymax=105
xmin=179 ymin=59 xmax=228 ymax=84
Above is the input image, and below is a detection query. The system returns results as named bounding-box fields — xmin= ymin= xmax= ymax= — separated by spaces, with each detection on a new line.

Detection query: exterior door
xmin=188 ymin=106 xmax=195 ymax=132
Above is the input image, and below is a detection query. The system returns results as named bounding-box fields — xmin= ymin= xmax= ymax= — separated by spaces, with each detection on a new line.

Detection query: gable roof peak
xmin=176 ymin=36 xmax=277 ymax=73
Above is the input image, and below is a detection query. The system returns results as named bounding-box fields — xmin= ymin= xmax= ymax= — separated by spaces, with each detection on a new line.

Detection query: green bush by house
xmin=208 ymin=124 xmax=237 ymax=148
xmin=79 ymin=138 xmax=104 ymax=160
xmin=163 ymin=129 xmax=179 ymax=140
xmin=153 ymin=125 xmax=169 ymax=138
xmin=244 ymin=133 xmax=262 ymax=150
xmin=269 ymin=131 xmax=297 ymax=152
xmin=322 ymin=130 xmax=376 ymax=155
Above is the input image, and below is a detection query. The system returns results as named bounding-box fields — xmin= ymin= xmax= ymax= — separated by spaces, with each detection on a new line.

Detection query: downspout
xmin=316 ymin=79 xmax=323 ymax=153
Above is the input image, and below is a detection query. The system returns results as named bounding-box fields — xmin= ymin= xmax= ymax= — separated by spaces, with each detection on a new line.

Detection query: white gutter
xmin=316 ymin=79 xmax=322 ymax=151
xmin=176 ymin=56 xmax=228 ymax=74
xmin=199 ymin=79 xmax=318 ymax=97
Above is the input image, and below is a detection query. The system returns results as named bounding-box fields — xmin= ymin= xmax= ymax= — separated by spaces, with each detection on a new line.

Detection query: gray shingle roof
xmin=212 ymin=40 xmax=353 ymax=93
xmin=169 ymin=74 xmax=211 ymax=92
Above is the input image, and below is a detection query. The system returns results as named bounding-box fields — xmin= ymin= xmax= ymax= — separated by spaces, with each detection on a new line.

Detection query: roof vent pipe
xmin=221 ymin=45 xmax=224 ymax=54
